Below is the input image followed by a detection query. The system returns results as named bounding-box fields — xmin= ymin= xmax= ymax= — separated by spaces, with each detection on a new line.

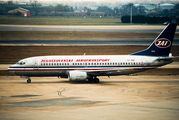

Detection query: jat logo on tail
xmin=155 ymin=38 xmax=171 ymax=48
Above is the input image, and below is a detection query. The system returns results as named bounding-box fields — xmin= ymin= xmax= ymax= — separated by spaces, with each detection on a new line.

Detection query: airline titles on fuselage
xmin=41 ymin=59 xmax=110 ymax=63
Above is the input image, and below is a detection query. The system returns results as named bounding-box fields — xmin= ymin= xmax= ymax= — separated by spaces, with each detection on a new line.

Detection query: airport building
xmin=8 ymin=7 xmax=31 ymax=17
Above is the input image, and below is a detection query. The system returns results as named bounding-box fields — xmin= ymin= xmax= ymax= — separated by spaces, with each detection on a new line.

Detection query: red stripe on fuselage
xmin=8 ymin=67 xmax=153 ymax=72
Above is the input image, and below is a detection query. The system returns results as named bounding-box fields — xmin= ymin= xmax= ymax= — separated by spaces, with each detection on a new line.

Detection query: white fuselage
xmin=8 ymin=55 xmax=173 ymax=78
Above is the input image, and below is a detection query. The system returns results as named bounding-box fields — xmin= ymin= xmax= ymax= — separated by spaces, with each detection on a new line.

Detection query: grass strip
xmin=0 ymin=31 xmax=179 ymax=40
xmin=0 ymin=16 xmax=122 ymax=25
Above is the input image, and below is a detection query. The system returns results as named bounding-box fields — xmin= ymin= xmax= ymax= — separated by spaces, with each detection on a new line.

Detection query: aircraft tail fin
xmin=131 ymin=20 xmax=177 ymax=56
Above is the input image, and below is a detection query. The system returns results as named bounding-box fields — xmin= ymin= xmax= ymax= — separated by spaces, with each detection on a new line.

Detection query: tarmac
xmin=0 ymin=63 xmax=179 ymax=120
xmin=0 ymin=75 xmax=179 ymax=120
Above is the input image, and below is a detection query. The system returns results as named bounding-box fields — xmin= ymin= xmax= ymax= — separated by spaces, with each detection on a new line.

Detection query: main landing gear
xmin=88 ymin=77 xmax=99 ymax=83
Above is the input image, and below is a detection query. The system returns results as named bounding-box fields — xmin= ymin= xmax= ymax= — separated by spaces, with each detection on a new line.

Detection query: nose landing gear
xmin=20 ymin=76 xmax=31 ymax=83
xmin=27 ymin=78 xmax=31 ymax=83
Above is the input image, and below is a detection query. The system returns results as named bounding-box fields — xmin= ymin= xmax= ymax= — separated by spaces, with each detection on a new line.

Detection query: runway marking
xmin=57 ymin=88 xmax=68 ymax=96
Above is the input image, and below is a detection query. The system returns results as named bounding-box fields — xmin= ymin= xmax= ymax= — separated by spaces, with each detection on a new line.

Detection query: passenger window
xmin=67 ymin=63 xmax=69 ymax=65
xmin=52 ymin=63 xmax=53 ymax=65
xmin=91 ymin=63 xmax=93 ymax=65
xmin=80 ymin=63 xmax=82 ymax=65
xmin=41 ymin=63 xmax=42 ymax=65
xmin=94 ymin=63 xmax=96 ymax=65
xmin=62 ymin=63 xmax=64 ymax=65
xmin=88 ymin=63 xmax=90 ymax=65
xmin=85 ymin=63 xmax=87 ymax=65
xmin=54 ymin=63 xmax=56 ymax=65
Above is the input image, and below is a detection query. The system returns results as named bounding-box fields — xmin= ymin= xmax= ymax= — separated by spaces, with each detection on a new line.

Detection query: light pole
xmin=129 ymin=3 xmax=133 ymax=24
xmin=130 ymin=5 xmax=132 ymax=24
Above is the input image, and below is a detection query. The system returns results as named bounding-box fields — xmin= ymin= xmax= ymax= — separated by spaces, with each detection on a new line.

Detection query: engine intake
xmin=68 ymin=71 xmax=87 ymax=81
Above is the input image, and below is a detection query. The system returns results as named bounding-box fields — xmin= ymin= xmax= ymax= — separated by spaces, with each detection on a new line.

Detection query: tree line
xmin=43 ymin=4 xmax=73 ymax=13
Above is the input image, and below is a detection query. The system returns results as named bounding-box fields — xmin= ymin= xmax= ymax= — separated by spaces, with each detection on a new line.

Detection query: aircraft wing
xmin=86 ymin=68 xmax=121 ymax=76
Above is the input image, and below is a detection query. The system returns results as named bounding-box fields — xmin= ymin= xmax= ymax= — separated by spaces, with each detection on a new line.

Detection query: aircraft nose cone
xmin=7 ymin=65 xmax=14 ymax=73
xmin=7 ymin=65 xmax=12 ymax=70
xmin=7 ymin=67 xmax=11 ymax=71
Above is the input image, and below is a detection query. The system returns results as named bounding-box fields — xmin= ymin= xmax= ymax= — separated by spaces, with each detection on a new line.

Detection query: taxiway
xmin=1 ymin=24 xmax=179 ymax=33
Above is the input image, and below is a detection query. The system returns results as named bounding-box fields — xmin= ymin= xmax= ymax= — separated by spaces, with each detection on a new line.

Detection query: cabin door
xmin=33 ymin=59 xmax=39 ymax=70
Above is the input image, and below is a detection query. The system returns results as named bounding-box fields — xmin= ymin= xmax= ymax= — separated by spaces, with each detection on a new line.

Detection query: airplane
xmin=8 ymin=21 xmax=177 ymax=83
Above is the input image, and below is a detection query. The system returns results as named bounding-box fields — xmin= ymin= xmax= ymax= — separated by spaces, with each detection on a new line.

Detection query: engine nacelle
xmin=68 ymin=71 xmax=87 ymax=81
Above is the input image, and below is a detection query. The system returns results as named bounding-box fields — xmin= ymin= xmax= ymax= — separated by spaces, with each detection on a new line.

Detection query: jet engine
xmin=68 ymin=71 xmax=87 ymax=81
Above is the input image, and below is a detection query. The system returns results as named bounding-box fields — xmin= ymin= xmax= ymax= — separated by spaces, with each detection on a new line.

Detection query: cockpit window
xmin=16 ymin=61 xmax=25 ymax=65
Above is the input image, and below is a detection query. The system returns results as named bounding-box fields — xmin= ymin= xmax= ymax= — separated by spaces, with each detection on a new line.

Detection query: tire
xmin=94 ymin=78 xmax=99 ymax=83
xmin=88 ymin=79 xmax=94 ymax=83
xmin=27 ymin=79 xmax=31 ymax=83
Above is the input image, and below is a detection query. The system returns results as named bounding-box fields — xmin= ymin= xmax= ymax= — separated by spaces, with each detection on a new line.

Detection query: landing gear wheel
xmin=88 ymin=77 xmax=99 ymax=83
xmin=94 ymin=78 xmax=99 ymax=83
xmin=27 ymin=79 xmax=31 ymax=83
xmin=88 ymin=79 xmax=94 ymax=83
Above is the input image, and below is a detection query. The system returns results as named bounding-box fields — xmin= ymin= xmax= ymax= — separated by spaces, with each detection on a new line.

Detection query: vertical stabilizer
xmin=131 ymin=21 xmax=177 ymax=56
